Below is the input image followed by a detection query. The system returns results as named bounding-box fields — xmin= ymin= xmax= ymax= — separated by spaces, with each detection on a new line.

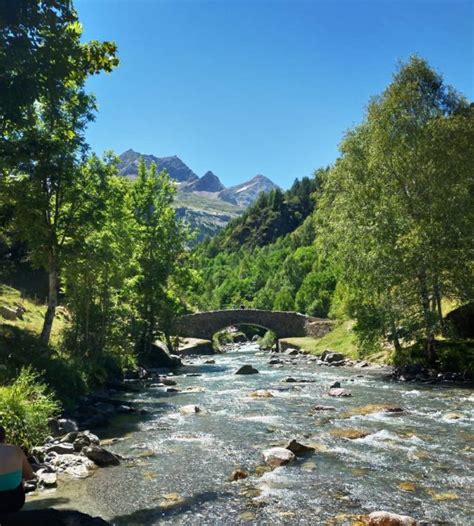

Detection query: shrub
xmin=0 ymin=367 xmax=60 ymax=450
xmin=258 ymin=330 xmax=276 ymax=349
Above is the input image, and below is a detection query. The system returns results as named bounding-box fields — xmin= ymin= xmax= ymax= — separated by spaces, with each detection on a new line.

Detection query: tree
xmin=132 ymin=159 xmax=188 ymax=353
xmin=62 ymin=156 xmax=135 ymax=358
xmin=316 ymin=56 xmax=474 ymax=363
xmin=0 ymin=1 xmax=118 ymax=344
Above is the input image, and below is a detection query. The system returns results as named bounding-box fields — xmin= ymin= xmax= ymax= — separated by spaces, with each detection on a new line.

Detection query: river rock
xmin=60 ymin=431 xmax=78 ymax=443
xmin=284 ymin=439 xmax=315 ymax=456
xmin=330 ymin=428 xmax=371 ymax=439
xmin=443 ymin=412 xmax=463 ymax=420
xmin=235 ymin=365 xmax=259 ymax=375
xmin=313 ymin=405 xmax=337 ymax=411
xmin=180 ymin=404 xmax=201 ymax=415
xmin=328 ymin=387 xmax=352 ymax=397
xmin=367 ymin=511 xmax=417 ymax=525
xmin=72 ymin=431 xmax=99 ymax=452
xmin=320 ymin=350 xmax=345 ymax=363
xmin=285 ymin=348 xmax=300 ymax=356
xmin=0 ymin=305 xmax=23 ymax=320
xmin=230 ymin=468 xmax=249 ymax=481
xmin=83 ymin=445 xmax=120 ymax=467
xmin=355 ymin=360 xmax=369 ymax=368
xmin=37 ymin=470 xmax=57 ymax=488
xmin=262 ymin=447 xmax=296 ymax=467
xmin=268 ymin=358 xmax=282 ymax=365
xmin=44 ymin=443 xmax=75 ymax=455
xmin=249 ymin=389 xmax=274 ymax=398
xmin=58 ymin=418 xmax=78 ymax=434
xmin=329 ymin=381 xmax=341 ymax=389
xmin=49 ymin=453 xmax=95 ymax=478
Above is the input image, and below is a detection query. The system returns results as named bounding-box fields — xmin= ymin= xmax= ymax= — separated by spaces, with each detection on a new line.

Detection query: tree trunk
xmin=40 ymin=251 xmax=59 ymax=345
xmin=391 ymin=323 xmax=402 ymax=355
xmin=433 ymin=280 xmax=445 ymax=336
xmin=418 ymin=273 xmax=436 ymax=366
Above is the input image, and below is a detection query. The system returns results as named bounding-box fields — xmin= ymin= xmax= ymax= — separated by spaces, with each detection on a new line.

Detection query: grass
xmin=0 ymin=284 xmax=67 ymax=345
xmin=280 ymin=321 xmax=392 ymax=364
xmin=280 ymin=321 xmax=359 ymax=360
xmin=0 ymin=284 xmax=90 ymax=405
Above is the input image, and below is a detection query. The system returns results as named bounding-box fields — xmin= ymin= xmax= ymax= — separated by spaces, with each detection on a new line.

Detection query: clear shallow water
xmin=27 ymin=343 xmax=474 ymax=525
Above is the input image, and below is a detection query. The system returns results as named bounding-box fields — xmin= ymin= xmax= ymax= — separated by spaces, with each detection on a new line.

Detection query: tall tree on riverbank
xmin=132 ymin=159 xmax=189 ymax=353
xmin=0 ymin=1 xmax=118 ymax=344
xmin=316 ymin=56 xmax=474 ymax=363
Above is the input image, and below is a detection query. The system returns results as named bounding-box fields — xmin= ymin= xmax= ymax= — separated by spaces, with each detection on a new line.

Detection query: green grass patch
xmin=281 ymin=321 xmax=359 ymax=359
xmin=0 ymin=284 xmax=66 ymax=344
xmin=280 ymin=321 xmax=393 ymax=364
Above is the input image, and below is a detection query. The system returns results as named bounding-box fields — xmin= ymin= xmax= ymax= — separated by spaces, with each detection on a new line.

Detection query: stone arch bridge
xmin=172 ymin=309 xmax=333 ymax=341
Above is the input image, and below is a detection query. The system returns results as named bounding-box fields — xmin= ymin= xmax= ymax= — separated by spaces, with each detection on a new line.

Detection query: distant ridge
xmin=218 ymin=174 xmax=278 ymax=207
xmin=118 ymin=149 xmax=198 ymax=183
xmin=117 ymin=149 xmax=280 ymax=242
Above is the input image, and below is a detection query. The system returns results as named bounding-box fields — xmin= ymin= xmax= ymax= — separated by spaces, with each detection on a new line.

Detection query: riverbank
xmin=23 ymin=342 xmax=474 ymax=525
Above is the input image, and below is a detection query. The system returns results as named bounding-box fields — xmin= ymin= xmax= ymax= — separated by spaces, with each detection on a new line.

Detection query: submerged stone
xmin=230 ymin=468 xmax=249 ymax=481
xmin=330 ymin=428 xmax=371 ymax=440
xmin=341 ymin=404 xmax=403 ymax=418
xmin=328 ymin=388 xmax=352 ymax=397
xmin=249 ymin=389 xmax=274 ymax=398
xmin=367 ymin=511 xmax=417 ymax=525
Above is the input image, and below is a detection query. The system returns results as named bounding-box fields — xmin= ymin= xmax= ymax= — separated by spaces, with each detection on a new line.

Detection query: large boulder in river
xmin=262 ymin=447 xmax=296 ymax=467
xmin=320 ymin=350 xmax=345 ymax=363
xmin=235 ymin=365 xmax=259 ymax=375
xmin=83 ymin=445 xmax=120 ymax=467
xmin=284 ymin=439 xmax=315 ymax=456
xmin=142 ymin=340 xmax=182 ymax=368
xmin=367 ymin=511 xmax=417 ymax=525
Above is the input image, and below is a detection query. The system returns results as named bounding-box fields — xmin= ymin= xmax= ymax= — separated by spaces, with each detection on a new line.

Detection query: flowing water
xmin=27 ymin=343 xmax=474 ymax=525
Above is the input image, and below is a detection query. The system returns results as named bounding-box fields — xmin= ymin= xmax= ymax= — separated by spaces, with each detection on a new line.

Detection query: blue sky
xmin=76 ymin=0 xmax=473 ymax=189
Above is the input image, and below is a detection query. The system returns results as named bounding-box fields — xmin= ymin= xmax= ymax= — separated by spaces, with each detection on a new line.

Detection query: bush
xmin=0 ymin=367 xmax=60 ymax=450
xmin=257 ymin=330 xmax=276 ymax=349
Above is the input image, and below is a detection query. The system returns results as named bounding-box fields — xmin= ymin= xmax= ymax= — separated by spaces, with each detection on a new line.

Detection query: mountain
xmin=218 ymin=175 xmax=279 ymax=207
xmin=118 ymin=150 xmax=279 ymax=242
xmin=181 ymin=171 xmax=225 ymax=193
xmin=118 ymin=149 xmax=198 ymax=183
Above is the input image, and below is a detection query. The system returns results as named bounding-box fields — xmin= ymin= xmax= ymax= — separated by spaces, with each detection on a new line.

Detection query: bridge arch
xmin=171 ymin=309 xmax=332 ymax=341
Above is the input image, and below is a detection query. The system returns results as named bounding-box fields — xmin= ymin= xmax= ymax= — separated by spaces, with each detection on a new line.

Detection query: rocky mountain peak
xmin=183 ymin=171 xmax=225 ymax=193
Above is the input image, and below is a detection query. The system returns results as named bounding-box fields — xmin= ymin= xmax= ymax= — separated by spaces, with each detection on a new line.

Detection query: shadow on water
xmin=111 ymin=490 xmax=233 ymax=526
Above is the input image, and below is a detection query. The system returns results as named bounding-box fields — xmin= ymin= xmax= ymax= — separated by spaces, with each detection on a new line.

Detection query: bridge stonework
xmin=171 ymin=309 xmax=333 ymax=340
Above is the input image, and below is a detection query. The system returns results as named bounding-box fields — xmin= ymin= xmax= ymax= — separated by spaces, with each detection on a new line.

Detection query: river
xmin=26 ymin=342 xmax=474 ymax=525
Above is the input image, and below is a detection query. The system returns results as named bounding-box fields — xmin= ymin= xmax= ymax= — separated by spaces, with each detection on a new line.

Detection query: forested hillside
xmin=191 ymin=175 xmax=335 ymax=317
